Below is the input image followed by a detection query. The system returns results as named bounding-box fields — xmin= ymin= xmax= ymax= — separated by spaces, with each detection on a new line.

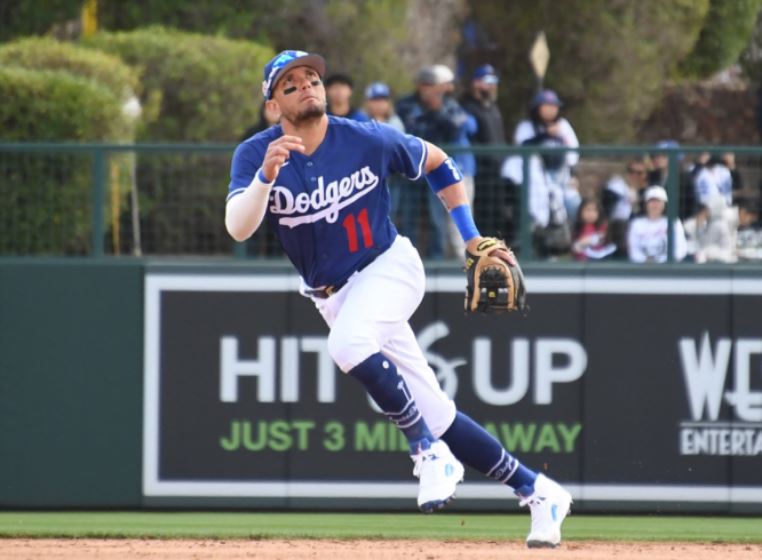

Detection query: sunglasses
xmin=627 ymin=168 xmax=646 ymax=175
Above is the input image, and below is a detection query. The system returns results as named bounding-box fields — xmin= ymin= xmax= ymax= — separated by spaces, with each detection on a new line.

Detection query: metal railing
xmin=1 ymin=143 xmax=760 ymax=264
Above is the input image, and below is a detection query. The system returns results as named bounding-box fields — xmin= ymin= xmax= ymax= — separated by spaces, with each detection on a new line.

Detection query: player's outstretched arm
xmin=422 ymin=141 xmax=515 ymax=265
xmin=225 ymin=136 xmax=305 ymax=242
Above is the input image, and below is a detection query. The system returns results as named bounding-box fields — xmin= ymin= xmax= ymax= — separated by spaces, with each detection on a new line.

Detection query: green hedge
xmin=0 ymin=37 xmax=140 ymax=100
xmin=0 ymin=66 xmax=130 ymax=255
xmin=0 ymin=66 xmax=130 ymax=142
xmin=82 ymin=26 xmax=274 ymax=142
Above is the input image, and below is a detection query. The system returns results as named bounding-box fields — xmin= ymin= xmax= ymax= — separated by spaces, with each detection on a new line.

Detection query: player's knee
xmin=327 ymin=325 xmax=378 ymax=373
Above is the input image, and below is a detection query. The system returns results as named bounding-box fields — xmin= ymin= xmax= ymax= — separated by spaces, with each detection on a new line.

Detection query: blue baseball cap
xmin=261 ymin=50 xmax=326 ymax=99
xmin=531 ymin=89 xmax=562 ymax=109
xmin=473 ymin=64 xmax=499 ymax=84
xmin=365 ymin=82 xmax=391 ymax=99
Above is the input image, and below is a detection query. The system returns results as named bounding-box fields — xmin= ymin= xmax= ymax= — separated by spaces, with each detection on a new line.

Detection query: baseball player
xmin=225 ymin=50 xmax=572 ymax=548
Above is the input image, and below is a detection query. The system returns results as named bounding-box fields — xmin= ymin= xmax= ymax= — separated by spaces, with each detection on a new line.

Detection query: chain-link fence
xmin=1 ymin=143 xmax=761 ymax=263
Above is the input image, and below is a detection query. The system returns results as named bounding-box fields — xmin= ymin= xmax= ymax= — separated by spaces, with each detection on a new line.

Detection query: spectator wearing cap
xmin=503 ymin=90 xmax=580 ymax=258
xmin=363 ymin=81 xmax=407 ymax=243
xmin=362 ymin=82 xmax=404 ymax=132
xmin=515 ymin=90 xmax=580 ymax=219
xmin=627 ymin=186 xmax=688 ymax=263
xmin=460 ymin=64 xmax=508 ymax=240
xmin=395 ymin=65 xmax=473 ymax=259
xmin=648 ymin=140 xmax=696 ymax=219
xmin=324 ymin=73 xmax=370 ymax=122
xmin=429 ymin=65 xmax=477 ymax=257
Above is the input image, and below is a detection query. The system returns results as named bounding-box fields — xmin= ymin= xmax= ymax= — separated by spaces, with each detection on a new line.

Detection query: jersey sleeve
xmin=378 ymin=121 xmax=428 ymax=181
xmin=227 ymin=142 xmax=263 ymax=202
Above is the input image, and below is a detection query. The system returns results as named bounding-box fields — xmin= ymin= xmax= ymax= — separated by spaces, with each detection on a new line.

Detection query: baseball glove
xmin=464 ymin=237 xmax=528 ymax=314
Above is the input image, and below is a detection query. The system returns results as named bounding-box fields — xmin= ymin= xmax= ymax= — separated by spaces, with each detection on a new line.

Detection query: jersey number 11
xmin=342 ymin=208 xmax=373 ymax=253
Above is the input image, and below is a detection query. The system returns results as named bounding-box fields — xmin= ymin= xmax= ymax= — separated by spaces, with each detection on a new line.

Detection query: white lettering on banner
xmin=473 ymin=338 xmax=530 ymax=405
xmin=220 ymin=336 xmax=276 ymax=402
xmin=219 ymin=327 xmax=586 ymax=408
xmin=678 ymin=333 xmax=732 ymax=421
xmin=219 ymin=336 xmax=335 ymax=403
xmin=269 ymin=166 xmax=380 ymax=228
xmin=726 ymin=339 xmax=762 ymax=422
xmin=677 ymin=332 xmax=762 ymax=456
xmin=473 ymin=338 xmax=586 ymax=406
xmin=534 ymin=339 xmax=588 ymax=404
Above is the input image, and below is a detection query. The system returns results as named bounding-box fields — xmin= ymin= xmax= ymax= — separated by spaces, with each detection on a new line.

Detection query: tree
xmin=679 ymin=0 xmax=762 ymax=79
xmin=467 ymin=0 xmax=710 ymax=142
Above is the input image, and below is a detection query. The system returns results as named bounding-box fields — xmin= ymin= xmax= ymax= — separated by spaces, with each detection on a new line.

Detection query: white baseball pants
xmin=309 ymin=235 xmax=457 ymax=437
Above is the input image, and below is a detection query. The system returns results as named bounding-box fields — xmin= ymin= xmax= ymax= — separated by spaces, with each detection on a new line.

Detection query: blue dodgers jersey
xmin=227 ymin=116 xmax=428 ymax=288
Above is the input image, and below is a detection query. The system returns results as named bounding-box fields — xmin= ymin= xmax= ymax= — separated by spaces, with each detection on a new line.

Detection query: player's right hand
xmin=261 ymin=135 xmax=305 ymax=182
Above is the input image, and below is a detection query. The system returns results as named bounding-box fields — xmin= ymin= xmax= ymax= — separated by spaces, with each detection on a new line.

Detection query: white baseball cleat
xmin=411 ymin=439 xmax=465 ymax=513
xmin=517 ymin=473 xmax=573 ymax=548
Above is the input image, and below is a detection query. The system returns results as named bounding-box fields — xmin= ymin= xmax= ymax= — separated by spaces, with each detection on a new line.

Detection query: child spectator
xmin=572 ymin=198 xmax=616 ymax=261
xmin=628 ymin=186 xmax=688 ymax=263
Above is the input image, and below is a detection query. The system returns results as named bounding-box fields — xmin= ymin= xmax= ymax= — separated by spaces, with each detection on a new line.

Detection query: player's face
xmin=272 ymin=66 xmax=326 ymax=124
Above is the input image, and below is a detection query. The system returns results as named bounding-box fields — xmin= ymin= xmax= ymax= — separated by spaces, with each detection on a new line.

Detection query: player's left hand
xmin=464 ymin=236 xmax=528 ymax=314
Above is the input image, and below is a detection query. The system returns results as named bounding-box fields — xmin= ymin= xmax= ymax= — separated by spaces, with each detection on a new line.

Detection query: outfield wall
xmin=1 ymin=260 xmax=761 ymax=513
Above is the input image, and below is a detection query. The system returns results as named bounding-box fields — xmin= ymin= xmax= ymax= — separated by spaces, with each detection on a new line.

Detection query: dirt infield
xmin=2 ymin=539 xmax=761 ymax=560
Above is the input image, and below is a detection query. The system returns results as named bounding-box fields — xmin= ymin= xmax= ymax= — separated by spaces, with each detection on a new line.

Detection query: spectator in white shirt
xmin=627 ymin=186 xmax=688 ymax=263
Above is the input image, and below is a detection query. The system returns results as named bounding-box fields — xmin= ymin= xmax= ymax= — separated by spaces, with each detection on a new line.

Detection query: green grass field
xmin=0 ymin=512 xmax=760 ymax=543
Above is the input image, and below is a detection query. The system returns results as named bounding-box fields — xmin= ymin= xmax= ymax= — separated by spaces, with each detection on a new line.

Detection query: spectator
xmin=502 ymin=90 xmax=578 ymax=258
xmin=648 ymin=140 xmax=695 ymax=219
xmin=514 ymin=89 xmax=581 ymax=221
xmin=693 ymin=152 xmax=740 ymax=208
xmin=571 ymin=198 xmax=616 ymax=261
xmin=646 ymin=140 xmax=676 ymax=187
xmin=362 ymin=82 xmax=404 ymax=131
xmin=324 ymin=74 xmax=370 ymax=122
xmin=683 ymin=194 xmax=737 ymax=263
xmin=460 ymin=64 xmax=510 ymax=240
xmin=602 ymin=158 xmax=649 ymax=257
xmin=736 ymin=198 xmax=762 ymax=261
xmin=627 ymin=186 xmax=688 ymax=263
xmin=363 ymin=81 xmax=407 ymax=243
xmin=396 ymin=65 xmax=472 ymax=259
xmin=431 ymin=65 xmax=477 ymax=257
xmin=240 ymin=101 xmax=280 ymax=141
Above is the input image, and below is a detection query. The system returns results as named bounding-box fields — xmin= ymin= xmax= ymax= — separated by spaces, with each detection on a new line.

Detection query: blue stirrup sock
xmin=348 ymin=353 xmax=434 ymax=453
xmin=441 ymin=411 xmax=537 ymax=491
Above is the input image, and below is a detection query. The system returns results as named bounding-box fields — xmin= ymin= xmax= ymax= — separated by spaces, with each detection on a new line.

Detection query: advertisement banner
xmin=143 ymin=273 xmax=762 ymax=508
